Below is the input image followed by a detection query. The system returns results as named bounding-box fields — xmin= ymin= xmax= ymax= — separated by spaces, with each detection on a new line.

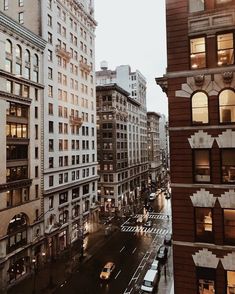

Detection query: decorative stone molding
xmin=192 ymin=249 xmax=219 ymax=268
xmin=216 ymin=129 xmax=235 ymax=148
xmin=188 ymin=130 xmax=214 ymax=149
xmin=221 ymin=252 xmax=235 ymax=271
xmin=194 ymin=75 xmax=205 ymax=87
xmin=218 ymin=190 xmax=235 ymax=208
xmin=222 ymin=71 xmax=233 ymax=84
xmin=190 ymin=189 xmax=216 ymax=207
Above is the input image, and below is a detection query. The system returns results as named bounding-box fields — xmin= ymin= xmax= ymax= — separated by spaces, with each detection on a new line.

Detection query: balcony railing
xmin=79 ymin=61 xmax=91 ymax=73
xmin=55 ymin=45 xmax=72 ymax=61
xmin=69 ymin=116 xmax=83 ymax=127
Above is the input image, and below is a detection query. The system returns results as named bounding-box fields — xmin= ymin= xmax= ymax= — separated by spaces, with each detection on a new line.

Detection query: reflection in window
xmin=217 ymin=33 xmax=234 ymax=66
xmin=190 ymin=37 xmax=206 ymax=69
xmin=227 ymin=271 xmax=235 ymax=294
xmin=224 ymin=209 xmax=235 ymax=244
xmin=195 ymin=208 xmax=213 ymax=242
xmin=192 ymin=92 xmax=208 ymax=124
xmin=222 ymin=150 xmax=235 ymax=183
xmin=189 ymin=0 xmax=204 ymax=13
xmin=219 ymin=89 xmax=235 ymax=123
xmin=194 ymin=150 xmax=210 ymax=182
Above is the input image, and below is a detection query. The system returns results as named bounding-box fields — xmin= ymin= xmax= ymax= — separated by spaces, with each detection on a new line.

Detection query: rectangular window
xmin=189 ymin=0 xmax=204 ymax=13
xmin=190 ymin=37 xmax=206 ymax=69
xmin=4 ymin=0 xmax=9 ymax=10
xmin=18 ymin=12 xmax=24 ymax=24
xmin=227 ymin=271 xmax=235 ymax=294
xmin=19 ymin=0 xmax=23 ymax=6
xmin=222 ymin=150 xmax=235 ymax=183
xmin=217 ymin=33 xmax=234 ymax=66
xmin=197 ymin=267 xmax=215 ymax=294
xmin=194 ymin=150 xmax=210 ymax=182
xmin=224 ymin=209 xmax=235 ymax=244
xmin=49 ymin=175 xmax=53 ymax=187
xmin=195 ymin=208 xmax=213 ymax=242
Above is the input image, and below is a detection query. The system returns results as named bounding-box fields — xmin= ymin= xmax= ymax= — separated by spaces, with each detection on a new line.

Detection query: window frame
xmin=189 ymin=35 xmax=207 ymax=70
xmin=193 ymin=149 xmax=211 ymax=183
xmin=194 ymin=207 xmax=214 ymax=243
xmin=188 ymin=0 xmax=205 ymax=13
xmin=191 ymin=90 xmax=209 ymax=125
xmin=217 ymin=31 xmax=234 ymax=67
xmin=221 ymin=148 xmax=235 ymax=184
xmin=223 ymin=209 xmax=235 ymax=245
xmin=219 ymin=88 xmax=235 ymax=124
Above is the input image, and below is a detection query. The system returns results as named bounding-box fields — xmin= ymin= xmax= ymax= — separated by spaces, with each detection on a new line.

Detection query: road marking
xmin=120 ymin=246 xmax=125 ymax=252
xmin=115 ymin=270 xmax=121 ymax=279
xmin=121 ymin=226 xmax=168 ymax=235
xmin=132 ymin=247 xmax=137 ymax=254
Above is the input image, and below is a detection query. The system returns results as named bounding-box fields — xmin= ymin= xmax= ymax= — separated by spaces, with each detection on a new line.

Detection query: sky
xmin=94 ymin=0 xmax=168 ymax=117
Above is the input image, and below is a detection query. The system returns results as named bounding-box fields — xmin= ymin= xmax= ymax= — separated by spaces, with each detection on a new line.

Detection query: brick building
xmin=157 ymin=0 xmax=235 ymax=293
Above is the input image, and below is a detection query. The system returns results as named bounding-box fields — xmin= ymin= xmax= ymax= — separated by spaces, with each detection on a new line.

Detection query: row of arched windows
xmin=191 ymin=88 xmax=235 ymax=124
xmin=5 ymin=39 xmax=39 ymax=82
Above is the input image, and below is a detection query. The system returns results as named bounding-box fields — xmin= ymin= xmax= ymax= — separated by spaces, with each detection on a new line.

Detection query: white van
xmin=141 ymin=269 xmax=158 ymax=293
xmin=148 ymin=193 xmax=156 ymax=201
xmin=150 ymin=260 xmax=159 ymax=271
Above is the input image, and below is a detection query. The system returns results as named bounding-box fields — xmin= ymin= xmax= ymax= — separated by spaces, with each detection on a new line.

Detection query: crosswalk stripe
xmin=121 ymin=225 xmax=168 ymax=235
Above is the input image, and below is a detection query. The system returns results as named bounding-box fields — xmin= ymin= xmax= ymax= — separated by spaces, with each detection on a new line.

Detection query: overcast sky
xmin=94 ymin=0 xmax=168 ymax=117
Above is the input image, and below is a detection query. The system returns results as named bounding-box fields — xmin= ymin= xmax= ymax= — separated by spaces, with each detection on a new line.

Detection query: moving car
xmin=149 ymin=193 xmax=156 ymax=201
xmin=164 ymin=233 xmax=172 ymax=246
xmin=156 ymin=245 xmax=168 ymax=261
xmin=100 ymin=262 xmax=115 ymax=280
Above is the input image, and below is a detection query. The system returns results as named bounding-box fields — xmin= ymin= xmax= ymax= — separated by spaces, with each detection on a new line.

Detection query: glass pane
xmin=190 ymin=37 xmax=206 ymax=69
xmin=189 ymin=0 xmax=204 ymax=13
xmin=218 ymin=33 xmax=234 ymax=66
xmin=199 ymin=279 xmax=215 ymax=294
xmin=224 ymin=210 xmax=235 ymax=243
xmin=227 ymin=271 xmax=235 ymax=294
xmin=192 ymin=92 xmax=208 ymax=124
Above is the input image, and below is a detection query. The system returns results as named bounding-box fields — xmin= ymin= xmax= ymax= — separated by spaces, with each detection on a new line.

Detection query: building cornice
xmin=0 ymin=12 xmax=47 ymax=51
xmin=171 ymin=183 xmax=235 ymax=189
xmin=173 ymin=240 xmax=235 ymax=251
xmin=169 ymin=125 xmax=235 ymax=131
xmin=0 ymin=90 xmax=32 ymax=105
xmin=96 ymin=83 xmax=130 ymax=97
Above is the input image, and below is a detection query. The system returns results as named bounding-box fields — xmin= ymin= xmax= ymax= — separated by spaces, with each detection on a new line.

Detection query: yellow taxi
xmin=99 ymin=262 xmax=115 ymax=280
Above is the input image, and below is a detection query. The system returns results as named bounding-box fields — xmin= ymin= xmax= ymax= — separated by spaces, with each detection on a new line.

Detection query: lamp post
xmin=32 ymin=258 xmax=36 ymax=294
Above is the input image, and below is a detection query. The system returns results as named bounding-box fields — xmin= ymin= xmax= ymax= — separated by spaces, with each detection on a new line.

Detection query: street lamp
xmin=32 ymin=258 xmax=36 ymax=294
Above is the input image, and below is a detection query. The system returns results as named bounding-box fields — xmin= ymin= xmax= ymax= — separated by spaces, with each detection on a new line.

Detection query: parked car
xmin=143 ymin=219 xmax=153 ymax=228
xmin=156 ymin=245 xmax=168 ymax=261
xmin=141 ymin=269 xmax=159 ymax=293
xmin=150 ymin=260 xmax=160 ymax=271
xmin=100 ymin=262 xmax=115 ymax=280
xmin=164 ymin=233 xmax=172 ymax=246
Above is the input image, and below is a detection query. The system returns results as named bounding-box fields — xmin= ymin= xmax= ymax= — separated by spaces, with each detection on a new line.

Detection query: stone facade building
xmin=157 ymin=0 xmax=235 ymax=293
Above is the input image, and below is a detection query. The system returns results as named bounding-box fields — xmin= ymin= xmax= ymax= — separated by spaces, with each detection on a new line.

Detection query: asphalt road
xmin=56 ymin=193 xmax=172 ymax=294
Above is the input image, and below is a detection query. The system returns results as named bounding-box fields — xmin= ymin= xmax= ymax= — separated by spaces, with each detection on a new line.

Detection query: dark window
xmin=196 ymin=267 xmax=215 ymax=294
xmin=82 ymin=184 xmax=89 ymax=195
xmin=195 ymin=208 xmax=213 ymax=243
xmin=59 ymin=192 xmax=68 ymax=204
xmin=190 ymin=37 xmax=206 ymax=69
xmin=194 ymin=150 xmax=210 ymax=183
xmin=222 ymin=149 xmax=235 ymax=183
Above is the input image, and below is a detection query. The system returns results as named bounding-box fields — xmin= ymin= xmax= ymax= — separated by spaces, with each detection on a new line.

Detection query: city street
xmin=55 ymin=193 xmax=173 ymax=294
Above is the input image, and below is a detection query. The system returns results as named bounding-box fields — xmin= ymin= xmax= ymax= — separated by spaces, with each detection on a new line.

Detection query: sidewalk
xmin=7 ymin=224 xmax=116 ymax=294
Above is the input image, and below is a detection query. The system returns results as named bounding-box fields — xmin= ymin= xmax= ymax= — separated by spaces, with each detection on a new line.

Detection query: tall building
xmin=1 ymin=0 xmax=98 ymax=282
xmin=96 ymin=63 xmax=148 ymax=193
xmin=156 ymin=0 xmax=235 ymax=293
xmin=0 ymin=11 xmax=46 ymax=289
xmin=147 ymin=112 xmax=162 ymax=187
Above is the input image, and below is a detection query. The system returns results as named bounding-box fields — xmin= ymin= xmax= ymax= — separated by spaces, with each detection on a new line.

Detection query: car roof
xmin=144 ymin=269 xmax=158 ymax=281
xmin=104 ymin=262 xmax=114 ymax=268
xmin=150 ymin=193 xmax=155 ymax=196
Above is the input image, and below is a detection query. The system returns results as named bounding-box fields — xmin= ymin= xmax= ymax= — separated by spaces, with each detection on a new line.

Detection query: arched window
xmin=33 ymin=54 xmax=39 ymax=66
xmin=7 ymin=213 xmax=28 ymax=253
xmin=15 ymin=45 xmax=22 ymax=59
xmin=191 ymin=91 xmax=208 ymax=124
xmin=5 ymin=39 xmax=12 ymax=54
xmin=5 ymin=40 xmax=12 ymax=72
xmin=24 ymin=49 xmax=30 ymax=63
xmin=219 ymin=89 xmax=235 ymax=123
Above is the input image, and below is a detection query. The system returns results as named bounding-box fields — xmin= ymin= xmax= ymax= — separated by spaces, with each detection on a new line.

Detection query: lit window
xmin=18 ymin=0 xmax=23 ymax=6
xmin=224 ymin=209 xmax=235 ymax=244
xmin=189 ymin=0 xmax=204 ymax=13
xmin=190 ymin=37 xmax=206 ymax=69
xmin=195 ymin=208 xmax=213 ymax=242
xmin=4 ymin=0 xmax=8 ymax=10
xmin=191 ymin=92 xmax=208 ymax=124
xmin=18 ymin=12 xmax=24 ymax=24
xmin=217 ymin=33 xmax=234 ymax=66
xmin=227 ymin=271 xmax=235 ymax=294
xmin=222 ymin=150 xmax=235 ymax=183
xmin=194 ymin=150 xmax=210 ymax=183
xmin=219 ymin=89 xmax=235 ymax=123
